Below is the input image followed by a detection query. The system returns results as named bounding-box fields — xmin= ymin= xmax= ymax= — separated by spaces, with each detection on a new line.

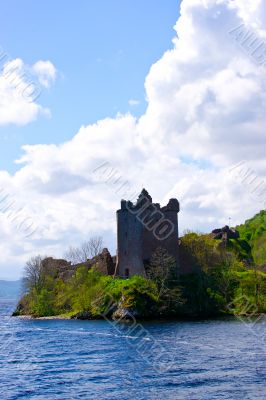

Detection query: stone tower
xmin=115 ymin=189 xmax=180 ymax=278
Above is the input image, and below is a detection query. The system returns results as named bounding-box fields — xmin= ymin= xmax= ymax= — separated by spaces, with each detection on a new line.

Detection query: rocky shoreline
xmin=14 ymin=315 xmax=71 ymax=320
xmin=13 ymin=311 xmax=266 ymax=321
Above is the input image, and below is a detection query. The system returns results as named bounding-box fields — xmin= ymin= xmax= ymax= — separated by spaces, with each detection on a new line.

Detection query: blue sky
xmin=0 ymin=0 xmax=180 ymax=173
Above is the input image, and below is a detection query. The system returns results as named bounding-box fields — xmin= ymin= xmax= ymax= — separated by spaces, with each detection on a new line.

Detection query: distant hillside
xmin=0 ymin=280 xmax=22 ymax=299
xmin=236 ymin=210 xmax=266 ymax=267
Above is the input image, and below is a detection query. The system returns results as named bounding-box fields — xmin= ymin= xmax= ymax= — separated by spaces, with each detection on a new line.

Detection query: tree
xmin=147 ymin=247 xmax=177 ymax=292
xmin=181 ymin=232 xmax=221 ymax=273
xmin=146 ymin=247 xmax=184 ymax=313
xmin=64 ymin=236 xmax=104 ymax=264
xmin=82 ymin=236 xmax=104 ymax=258
xmin=63 ymin=246 xmax=83 ymax=265
xmin=23 ymin=255 xmax=45 ymax=293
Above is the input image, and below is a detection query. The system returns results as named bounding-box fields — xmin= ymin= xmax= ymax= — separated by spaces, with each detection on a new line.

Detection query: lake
xmin=0 ymin=299 xmax=265 ymax=399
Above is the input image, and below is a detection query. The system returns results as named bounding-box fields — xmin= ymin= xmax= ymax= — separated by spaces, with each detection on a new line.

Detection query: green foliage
xmin=103 ymin=275 xmax=159 ymax=317
xmin=15 ymin=218 xmax=266 ymax=318
xmin=231 ymin=270 xmax=266 ymax=314
xmin=180 ymin=231 xmax=266 ymax=316
xmin=238 ymin=210 xmax=266 ymax=241
xmin=181 ymin=232 xmax=221 ymax=272
xmin=18 ymin=266 xmax=161 ymax=318
xmin=29 ymin=288 xmax=56 ymax=317
xmin=237 ymin=210 xmax=266 ymax=265
xmin=252 ymin=232 xmax=266 ymax=266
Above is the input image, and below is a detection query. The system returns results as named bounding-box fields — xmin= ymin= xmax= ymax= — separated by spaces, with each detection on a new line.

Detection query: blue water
xmin=0 ymin=300 xmax=265 ymax=400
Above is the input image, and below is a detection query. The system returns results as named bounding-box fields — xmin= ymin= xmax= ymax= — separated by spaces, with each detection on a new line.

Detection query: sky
xmin=0 ymin=0 xmax=266 ymax=279
xmin=0 ymin=0 xmax=180 ymax=173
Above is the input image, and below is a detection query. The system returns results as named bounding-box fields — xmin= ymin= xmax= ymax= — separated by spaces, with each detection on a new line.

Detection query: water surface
xmin=0 ymin=300 xmax=265 ymax=399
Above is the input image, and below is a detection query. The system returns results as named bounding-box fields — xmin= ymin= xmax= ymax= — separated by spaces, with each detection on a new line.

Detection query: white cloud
xmin=0 ymin=56 xmax=56 ymax=126
xmin=32 ymin=60 xmax=57 ymax=88
xmin=129 ymin=99 xmax=140 ymax=106
xmin=1 ymin=0 xmax=266 ymax=279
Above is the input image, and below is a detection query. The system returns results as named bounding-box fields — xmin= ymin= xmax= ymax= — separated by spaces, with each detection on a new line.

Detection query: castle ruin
xmin=115 ymin=189 xmax=180 ymax=278
xmin=38 ymin=190 xmax=244 ymax=280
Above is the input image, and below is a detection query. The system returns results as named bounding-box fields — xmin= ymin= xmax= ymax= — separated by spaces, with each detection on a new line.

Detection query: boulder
xmin=71 ymin=311 xmax=93 ymax=320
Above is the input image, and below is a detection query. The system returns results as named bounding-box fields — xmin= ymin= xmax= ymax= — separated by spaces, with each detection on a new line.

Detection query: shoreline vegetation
xmin=13 ymin=210 xmax=266 ymax=321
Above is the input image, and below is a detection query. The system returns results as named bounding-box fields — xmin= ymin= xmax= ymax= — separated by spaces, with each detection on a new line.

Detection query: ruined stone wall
xmin=91 ymin=248 xmax=116 ymax=275
xmin=41 ymin=258 xmax=75 ymax=281
xmin=42 ymin=249 xmax=116 ymax=281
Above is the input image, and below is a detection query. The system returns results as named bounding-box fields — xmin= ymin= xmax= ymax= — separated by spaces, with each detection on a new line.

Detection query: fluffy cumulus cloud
xmin=1 ymin=0 xmax=266 ymax=278
xmin=0 ymin=54 xmax=56 ymax=125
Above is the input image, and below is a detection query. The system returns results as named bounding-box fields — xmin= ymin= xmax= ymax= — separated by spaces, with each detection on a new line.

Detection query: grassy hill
xmin=236 ymin=210 xmax=266 ymax=267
